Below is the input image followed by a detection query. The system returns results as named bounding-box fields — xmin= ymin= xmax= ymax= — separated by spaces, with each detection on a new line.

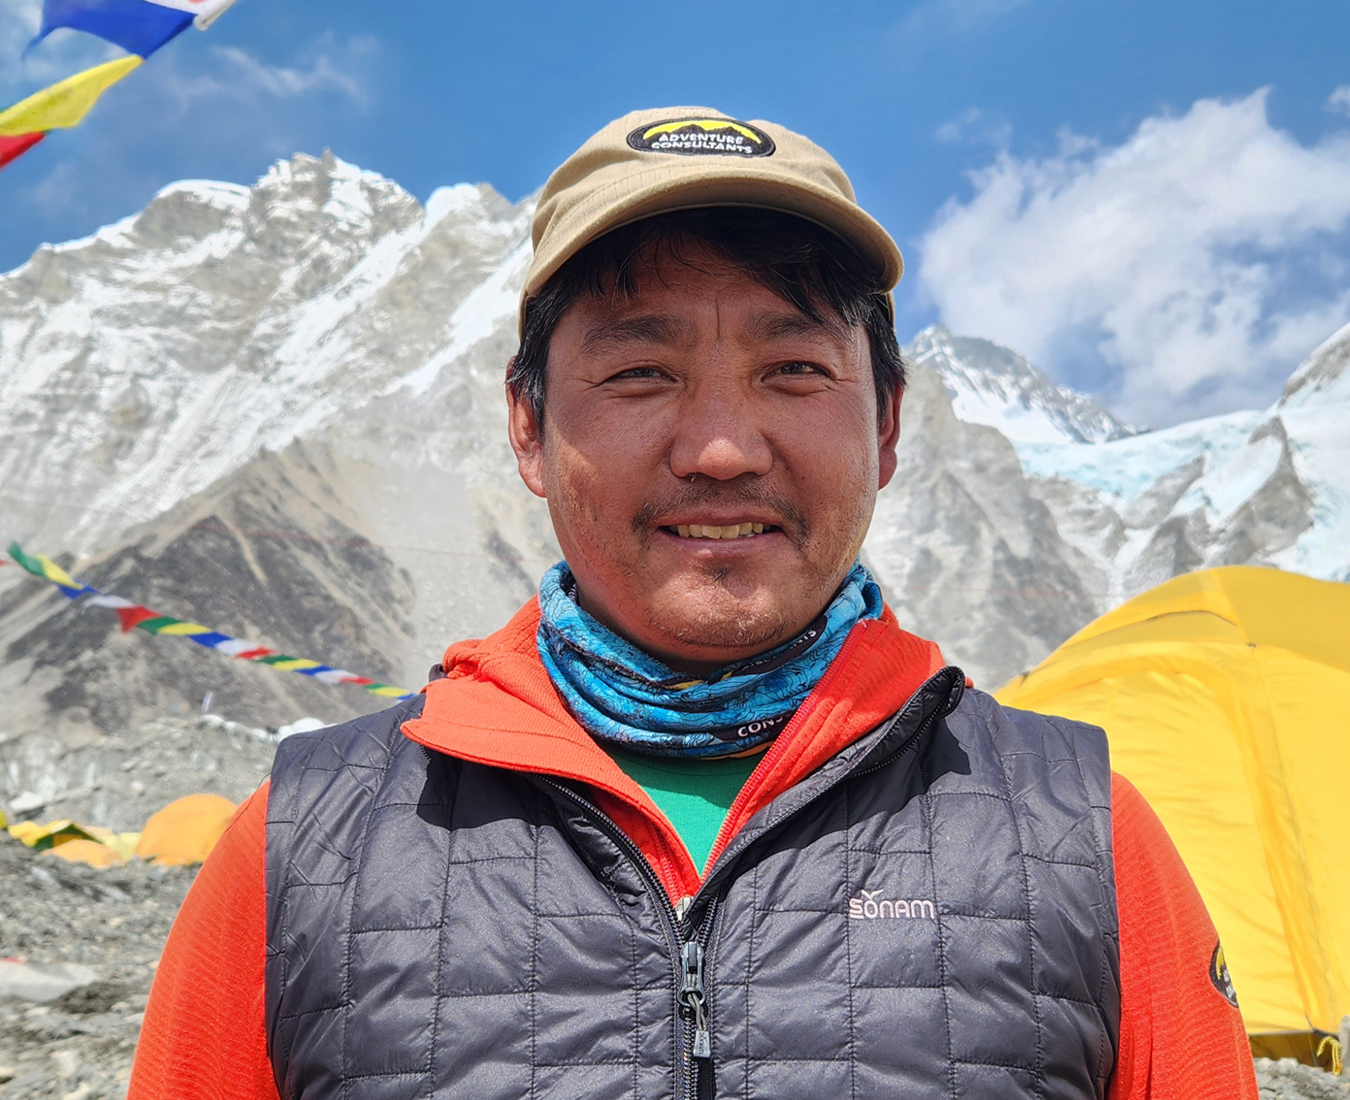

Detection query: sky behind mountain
xmin=1 ymin=0 xmax=1348 ymax=427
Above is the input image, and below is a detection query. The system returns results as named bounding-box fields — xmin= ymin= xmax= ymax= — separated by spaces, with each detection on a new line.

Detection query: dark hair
xmin=507 ymin=207 xmax=905 ymax=427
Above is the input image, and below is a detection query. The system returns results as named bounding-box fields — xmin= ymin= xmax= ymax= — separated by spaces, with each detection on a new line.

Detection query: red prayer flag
xmin=0 ymin=132 xmax=45 ymax=170
xmin=115 ymin=605 xmax=159 ymax=632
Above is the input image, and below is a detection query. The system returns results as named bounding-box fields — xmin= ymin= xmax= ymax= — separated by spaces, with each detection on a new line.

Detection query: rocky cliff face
xmin=0 ymin=152 xmax=533 ymax=560
xmin=865 ymin=366 xmax=1104 ymax=687
xmin=0 ymin=153 xmax=557 ymax=742
xmin=1 ymin=154 xmax=1345 ymax=748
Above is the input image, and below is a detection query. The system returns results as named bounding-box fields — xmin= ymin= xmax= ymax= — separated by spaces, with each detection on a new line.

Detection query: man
xmin=130 ymin=109 xmax=1257 ymax=1100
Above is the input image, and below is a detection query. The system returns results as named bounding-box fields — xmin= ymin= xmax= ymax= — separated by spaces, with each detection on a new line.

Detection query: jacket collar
xmin=401 ymin=598 xmax=948 ymax=897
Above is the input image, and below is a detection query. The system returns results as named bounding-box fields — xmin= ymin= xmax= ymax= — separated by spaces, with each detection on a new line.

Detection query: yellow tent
xmin=997 ymin=566 xmax=1350 ymax=1060
xmin=134 ymin=793 xmax=238 ymax=866
xmin=45 ymin=837 xmax=126 ymax=867
xmin=7 ymin=819 xmax=139 ymax=864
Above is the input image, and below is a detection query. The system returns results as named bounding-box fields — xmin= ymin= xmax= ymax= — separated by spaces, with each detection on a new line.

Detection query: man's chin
xmin=642 ymin=595 xmax=796 ymax=667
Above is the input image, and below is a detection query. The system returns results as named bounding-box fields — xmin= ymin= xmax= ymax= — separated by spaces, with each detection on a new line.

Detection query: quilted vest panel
xmin=265 ymin=670 xmax=1121 ymax=1100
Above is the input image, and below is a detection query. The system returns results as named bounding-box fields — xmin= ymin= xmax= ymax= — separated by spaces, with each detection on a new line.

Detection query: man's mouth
xmin=665 ymin=522 xmax=772 ymax=540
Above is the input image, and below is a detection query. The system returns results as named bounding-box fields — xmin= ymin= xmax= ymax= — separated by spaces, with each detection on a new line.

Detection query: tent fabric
xmin=7 ymin=819 xmax=140 ymax=864
xmin=4 ymin=794 xmax=237 ymax=868
xmin=46 ymin=837 xmax=125 ymax=867
xmin=997 ymin=566 xmax=1350 ymax=1040
xmin=134 ymin=793 xmax=238 ymax=866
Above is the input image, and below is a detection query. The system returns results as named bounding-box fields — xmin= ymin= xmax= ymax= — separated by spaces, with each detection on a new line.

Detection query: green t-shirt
xmin=607 ymin=748 xmax=761 ymax=874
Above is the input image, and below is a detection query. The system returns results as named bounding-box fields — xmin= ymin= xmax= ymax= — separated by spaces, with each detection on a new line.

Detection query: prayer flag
xmin=5 ymin=542 xmax=415 ymax=701
xmin=0 ymin=56 xmax=141 ymax=137
xmin=31 ymin=0 xmax=238 ymax=57
xmin=0 ymin=131 xmax=45 ymax=168
xmin=32 ymin=0 xmax=193 ymax=58
xmin=144 ymin=0 xmax=238 ymax=29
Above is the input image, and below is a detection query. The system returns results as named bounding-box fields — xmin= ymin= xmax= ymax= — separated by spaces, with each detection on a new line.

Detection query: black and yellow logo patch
xmin=1210 ymin=942 xmax=1239 ymax=1008
xmin=627 ymin=117 xmax=775 ymax=158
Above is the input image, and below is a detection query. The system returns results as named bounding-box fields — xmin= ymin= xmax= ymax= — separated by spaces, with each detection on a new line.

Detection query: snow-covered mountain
xmin=0 ymin=153 xmax=556 ymax=740
xmin=0 ymin=153 xmax=1345 ymax=747
xmin=1011 ymin=320 xmax=1349 ymax=604
xmin=907 ymin=325 xmax=1133 ymax=445
xmin=0 ymin=153 xmax=533 ymax=559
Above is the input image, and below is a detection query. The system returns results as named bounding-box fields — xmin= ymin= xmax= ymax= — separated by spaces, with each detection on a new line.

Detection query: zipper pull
xmin=679 ymin=941 xmax=712 ymax=1060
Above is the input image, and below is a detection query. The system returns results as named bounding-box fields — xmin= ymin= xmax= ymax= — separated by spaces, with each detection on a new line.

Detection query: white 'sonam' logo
xmin=848 ymin=889 xmax=935 ymax=920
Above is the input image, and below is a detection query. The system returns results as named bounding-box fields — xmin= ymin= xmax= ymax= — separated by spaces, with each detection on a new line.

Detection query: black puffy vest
xmin=265 ymin=668 xmax=1121 ymax=1099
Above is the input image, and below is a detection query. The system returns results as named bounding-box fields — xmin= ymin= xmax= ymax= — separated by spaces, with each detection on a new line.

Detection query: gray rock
xmin=0 ymin=962 xmax=99 ymax=1004
xmin=0 ymin=822 xmax=194 ymax=1099
xmin=1256 ymin=1057 xmax=1350 ymax=1100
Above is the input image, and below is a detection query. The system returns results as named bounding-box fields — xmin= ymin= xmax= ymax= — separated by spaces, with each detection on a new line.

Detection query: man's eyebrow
xmin=742 ymin=309 xmax=852 ymax=344
xmin=580 ymin=314 xmax=692 ymax=353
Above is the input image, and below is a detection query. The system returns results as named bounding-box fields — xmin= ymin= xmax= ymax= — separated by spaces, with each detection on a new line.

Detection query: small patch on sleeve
xmin=1209 ymin=941 xmax=1239 ymax=1008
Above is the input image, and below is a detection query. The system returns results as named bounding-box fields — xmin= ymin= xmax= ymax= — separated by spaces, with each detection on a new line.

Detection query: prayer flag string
xmin=6 ymin=542 xmax=414 ymax=701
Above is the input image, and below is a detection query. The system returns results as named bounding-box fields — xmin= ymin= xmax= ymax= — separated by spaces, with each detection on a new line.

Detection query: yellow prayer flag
xmin=36 ymin=553 xmax=80 ymax=590
xmin=0 ymin=56 xmax=142 ymax=137
xmin=156 ymin=622 xmax=214 ymax=635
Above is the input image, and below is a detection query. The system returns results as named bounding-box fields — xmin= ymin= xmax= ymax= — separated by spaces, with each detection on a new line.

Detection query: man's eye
xmin=776 ymin=361 xmax=827 ymax=377
xmin=608 ymin=366 xmax=666 ymax=381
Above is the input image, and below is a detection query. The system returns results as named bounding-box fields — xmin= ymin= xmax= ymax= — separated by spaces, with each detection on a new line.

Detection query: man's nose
xmin=667 ymin=379 xmax=774 ymax=482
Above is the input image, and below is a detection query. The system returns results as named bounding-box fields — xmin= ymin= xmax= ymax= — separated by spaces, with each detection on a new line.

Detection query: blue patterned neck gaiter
xmin=536 ymin=560 xmax=883 ymax=759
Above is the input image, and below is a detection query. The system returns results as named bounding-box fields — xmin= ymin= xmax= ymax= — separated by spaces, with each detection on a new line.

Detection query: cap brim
xmin=524 ymin=159 xmax=903 ymax=308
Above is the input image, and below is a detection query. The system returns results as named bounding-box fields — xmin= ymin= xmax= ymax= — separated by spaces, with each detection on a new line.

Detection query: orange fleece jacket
xmin=129 ymin=606 xmax=1257 ymax=1100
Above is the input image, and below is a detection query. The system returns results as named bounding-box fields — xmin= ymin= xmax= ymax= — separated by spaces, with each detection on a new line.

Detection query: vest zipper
xmin=688 ymin=899 xmax=722 ymax=1100
xmin=679 ymin=941 xmax=712 ymax=1059
xmin=696 ymin=671 xmax=965 ymax=902
xmin=537 ymin=777 xmax=715 ymax=1100
xmin=535 ymin=671 xmax=962 ymax=1099
xmin=848 ymin=685 xmax=958 ymax=779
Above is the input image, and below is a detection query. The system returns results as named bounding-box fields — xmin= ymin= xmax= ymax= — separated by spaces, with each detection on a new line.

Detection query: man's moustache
xmin=632 ymin=483 xmax=809 ymax=541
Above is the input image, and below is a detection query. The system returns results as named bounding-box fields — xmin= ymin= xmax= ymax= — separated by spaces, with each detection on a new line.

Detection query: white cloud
xmin=897 ymin=0 xmax=1035 ymax=36
xmin=1330 ymin=86 xmax=1350 ymax=116
xmin=936 ymin=106 xmax=1012 ymax=150
xmin=127 ymin=35 xmax=377 ymax=122
xmin=917 ymin=89 xmax=1350 ymax=426
xmin=210 ymin=38 xmax=375 ymax=108
xmin=0 ymin=0 xmax=38 ymax=56
xmin=0 ymin=0 xmax=119 ymax=91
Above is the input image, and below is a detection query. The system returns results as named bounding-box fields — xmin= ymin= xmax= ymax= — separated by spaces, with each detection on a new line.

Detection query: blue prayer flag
xmin=31 ymin=0 xmax=194 ymax=59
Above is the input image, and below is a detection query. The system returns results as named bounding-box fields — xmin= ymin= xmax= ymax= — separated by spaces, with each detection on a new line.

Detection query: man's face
xmin=508 ymin=244 xmax=901 ymax=674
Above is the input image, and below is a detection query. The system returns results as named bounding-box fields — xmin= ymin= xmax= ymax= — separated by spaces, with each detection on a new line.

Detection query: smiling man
xmin=130 ymin=110 xmax=1258 ymax=1100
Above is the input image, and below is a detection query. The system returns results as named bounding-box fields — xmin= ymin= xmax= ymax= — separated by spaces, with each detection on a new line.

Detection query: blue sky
xmin=3 ymin=0 xmax=1349 ymax=427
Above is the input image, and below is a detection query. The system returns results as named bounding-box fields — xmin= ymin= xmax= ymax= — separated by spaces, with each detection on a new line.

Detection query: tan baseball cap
xmin=522 ymin=106 xmax=903 ymax=332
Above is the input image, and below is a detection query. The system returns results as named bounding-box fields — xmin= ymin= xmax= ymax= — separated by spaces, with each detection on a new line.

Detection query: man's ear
xmin=506 ymin=362 xmax=547 ymax=499
xmin=877 ymin=385 xmax=902 ymax=490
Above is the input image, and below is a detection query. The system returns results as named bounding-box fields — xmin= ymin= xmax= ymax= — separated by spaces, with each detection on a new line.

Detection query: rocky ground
xmin=2 ymin=715 xmax=1347 ymax=1098
xmin=0 ymin=831 xmax=195 ymax=1099
xmin=1257 ymin=1059 xmax=1350 ymax=1099
xmin=0 ymin=713 xmax=277 ymax=1097
xmin=0 ymin=713 xmax=284 ymax=834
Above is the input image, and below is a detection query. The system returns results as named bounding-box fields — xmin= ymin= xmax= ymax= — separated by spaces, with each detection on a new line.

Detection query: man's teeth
xmin=674 ymin=522 xmax=766 ymax=539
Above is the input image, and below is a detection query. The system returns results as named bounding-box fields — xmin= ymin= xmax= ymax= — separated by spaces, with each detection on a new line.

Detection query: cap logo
xmin=627 ymin=117 xmax=775 ymax=158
